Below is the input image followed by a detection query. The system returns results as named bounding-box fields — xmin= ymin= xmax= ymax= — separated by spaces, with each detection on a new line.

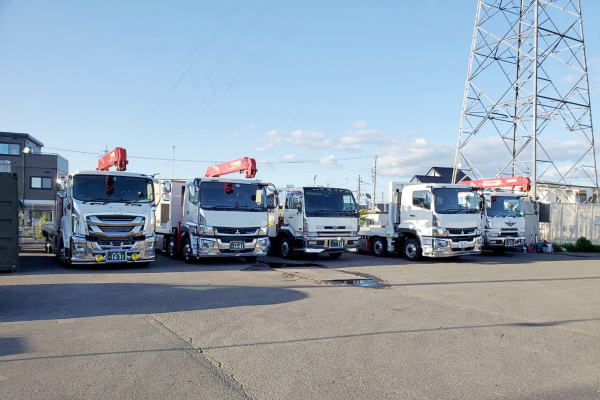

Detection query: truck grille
xmin=448 ymin=228 xmax=477 ymax=235
xmin=501 ymin=228 xmax=519 ymax=237
xmin=214 ymin=227 xmax=259 ymax=236
xmin=87 ymin=215 xmax=145 ymax=238
xmin=318 ymin=231 xmax=352 ymax=237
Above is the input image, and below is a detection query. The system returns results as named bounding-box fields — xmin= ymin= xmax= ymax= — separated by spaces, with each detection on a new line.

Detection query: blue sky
xmin=1 ymin=0 xmax=599 ymax=203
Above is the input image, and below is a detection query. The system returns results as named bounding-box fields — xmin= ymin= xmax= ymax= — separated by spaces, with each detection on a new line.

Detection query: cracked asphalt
xmin=1 ymin=244 xmax=600 ymax=399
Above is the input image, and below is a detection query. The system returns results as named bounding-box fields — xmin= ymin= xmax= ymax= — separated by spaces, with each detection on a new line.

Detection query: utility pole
xmin=371 ymin=155 xmax=377 ymax=210
xmin=172 ymin=146 xmax=175 ymax=178
xmin=313 ymin=175 xmax=317 ymax=186
xmin=357 ymin=175 xmax=361 ymax=205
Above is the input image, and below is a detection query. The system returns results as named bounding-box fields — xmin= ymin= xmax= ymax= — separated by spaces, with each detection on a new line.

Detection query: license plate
xmin=458 ymin=241 xmax=468 ymax=249
xmin=230 ymin=241 xmax=245 ymax=250
xmin=331 ymin=240 xmax=340 ymax=247
xmin=107 ymin=251 xmax=126 ymax=261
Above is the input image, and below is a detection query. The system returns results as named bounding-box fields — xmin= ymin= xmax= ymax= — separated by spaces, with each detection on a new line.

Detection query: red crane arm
xmin=205 ymin=157 xmax=257 ymax=178
xmin=97 ymin=148 xmax=128 ymax=171
xmin=459 ymin=176 xmax=531 ymax=192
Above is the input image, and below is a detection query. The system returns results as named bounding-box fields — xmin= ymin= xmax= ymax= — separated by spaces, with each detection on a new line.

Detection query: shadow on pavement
xmin=198 ymin=317 xmax=600 ymax=351
xmin=0 ymin=282 xmax=307 ymax=323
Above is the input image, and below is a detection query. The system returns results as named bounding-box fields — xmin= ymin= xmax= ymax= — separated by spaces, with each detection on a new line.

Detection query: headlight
xmin=435 ymin=239 xmax=449 ymax=248
xmin=259 ymin=226 xmax=268 ymax=235
xmin=307 ymin=232 xmax=318 ymax=237
xmin=72 ymin=213 xmax=80 ymax=232
xmin=487 ymin=230 xmax=500 ymax=237
xmin=258 ymin=238 xmax=270 ymax=247
xmin=200 ymin=238 xmax=216 ymax=248
xmin=200 ymin=225 xmax=214 ymax=236
xmin=475 ymin=228 xmax=481 ymax=236
xmin=433 ymin=227 xmax=447 ymax=236
xmin=145 ymin=237 xmax=156 ymax=252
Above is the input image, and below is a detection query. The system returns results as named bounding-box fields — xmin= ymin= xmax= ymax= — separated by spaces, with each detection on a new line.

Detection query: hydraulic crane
xmin=205 ymin=157 xmax=257 ymax=179
xmin=97 ymin=147 xmax=128 ymax=171
xmin=459 ymin=176 xmax=531 ymax=192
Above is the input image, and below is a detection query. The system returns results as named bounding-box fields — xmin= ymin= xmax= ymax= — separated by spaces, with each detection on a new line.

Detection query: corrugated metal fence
xmin=540 ymin=203 xmax=600 ymax=244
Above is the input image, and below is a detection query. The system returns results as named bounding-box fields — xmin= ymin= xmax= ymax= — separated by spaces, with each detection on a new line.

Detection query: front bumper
xmin=484 ymin=235 xmax=526 ymax=248
xmin=301 ymin=236 xmax=360 ymax=254
xmin=192 ymin=236 xmax=270 ymax=257
xmin=424 ymin=236 xmax=483 ymax=258
xmin=70 ymin=235 xmax=156 ymax=264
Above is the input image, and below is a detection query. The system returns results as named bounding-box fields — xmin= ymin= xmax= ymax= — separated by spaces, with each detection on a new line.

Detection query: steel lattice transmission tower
xmin=452 ymin=0 xmax=598 ymax=201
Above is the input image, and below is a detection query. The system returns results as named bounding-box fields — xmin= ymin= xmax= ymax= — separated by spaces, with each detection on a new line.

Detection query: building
xmin=411 ymin=167 xmax=470 ymax=184
xmin=0 ymin=132 xmax=68 ymax=229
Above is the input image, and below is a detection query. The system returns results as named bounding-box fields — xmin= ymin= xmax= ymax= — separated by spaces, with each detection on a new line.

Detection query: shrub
xmin=558 ymin=237 xmax=600 ymax=252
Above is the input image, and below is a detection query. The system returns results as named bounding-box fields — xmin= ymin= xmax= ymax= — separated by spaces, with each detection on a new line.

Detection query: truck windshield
xmin=304 ymin=188 xmax=358 ymax=217
xmin=73 ymin=175 xmax=154 ymax=203
xmin=488 ymin=195 xmax=523 ymax=217
xmin=433 ymin=188 xmax=479 ymax=214
xmin=200 ymin=182 xmax=266 ymax=211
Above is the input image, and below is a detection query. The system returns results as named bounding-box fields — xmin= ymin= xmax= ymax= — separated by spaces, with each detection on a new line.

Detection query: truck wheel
xmin=182 ymin=238 xmax=194 ymax=264
xmin=168 ymin=236 xmax=178 ymax=259
xmin=492 ymin=247 xmax=506 ymax=254
xmin=371 ymin=238 xmax=387 ymax=257
xmin=403 ymin=238 xmax=422 ymax=261
xmin=243 ymin=256 xmax=258 ymax=263
xmin=329 ymin=252 xmax=343 ymax=259
xmin=280 ymin=237 xmax=294 ymax=259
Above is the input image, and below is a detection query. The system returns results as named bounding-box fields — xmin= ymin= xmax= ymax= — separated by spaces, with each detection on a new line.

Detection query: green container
xmin=0 ymin=173 xmax=19 ymax=272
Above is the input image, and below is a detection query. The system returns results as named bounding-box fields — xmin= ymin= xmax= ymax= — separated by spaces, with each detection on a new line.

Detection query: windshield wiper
xmin=310 ymin=209 xmax=332 ymax=215
xmin=440 ymin=209 xmax=461 ymax=214
xmin=79 ymin=198 xmax=111 ymax=205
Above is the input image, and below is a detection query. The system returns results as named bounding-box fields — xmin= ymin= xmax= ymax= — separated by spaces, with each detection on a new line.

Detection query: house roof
xmin=0 ymin=132 xmax=45 ymax=147
xmin=411 ymin=167 xmax=470 ymax=184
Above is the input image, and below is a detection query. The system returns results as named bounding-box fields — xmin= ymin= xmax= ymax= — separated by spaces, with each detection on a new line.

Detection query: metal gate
xmin=541 ymin=203 xmax=600 ymax=244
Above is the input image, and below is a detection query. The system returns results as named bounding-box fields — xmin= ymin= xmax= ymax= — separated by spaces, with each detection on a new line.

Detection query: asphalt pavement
xmin=1 ymin=244 xmax=600 ymax=399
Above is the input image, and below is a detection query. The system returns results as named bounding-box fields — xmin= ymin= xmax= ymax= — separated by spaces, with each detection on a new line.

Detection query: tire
xmin=243 ymin=256 xmax=258 ymax=263
xmin=168 ymin=236 xmax=178 ymax=259
xmin=328 ymin=252 xmax=343 ymax=259
xmin=182 ymin=237 xmax=194 ymax=264
xmin=492 ymin=247 xmax=507 ymax=254
xmin=280 ymin=237 xmax=294 ymax=259
xmin=403 ymin=238 xmax=422 ymax=261
xmin=371 ymin=238 xmax=387 ymax=257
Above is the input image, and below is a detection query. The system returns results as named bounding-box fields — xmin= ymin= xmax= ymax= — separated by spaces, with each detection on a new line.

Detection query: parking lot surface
xmin=1 ymin=245 xmax=600 ymax=399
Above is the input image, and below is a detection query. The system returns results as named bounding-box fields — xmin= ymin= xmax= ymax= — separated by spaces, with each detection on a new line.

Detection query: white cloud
xmin=350 ymin=120 xmax=367 ymax=129
xmin=255 ymin=147 xmax=266 ymax=152
xmin=264 ymin=129 xmax=336 ymax=150
xmin=376 ymin=138 xmax=455 ymax=178
xmin=319 ymin=155 xmax=343 ymax=168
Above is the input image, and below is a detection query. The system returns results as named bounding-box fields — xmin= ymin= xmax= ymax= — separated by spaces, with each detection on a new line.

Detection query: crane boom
xmin=205 ymin=157 xmax=257 ymax=178
xmin=97 ymin=148 xmax=128 ymax=171
xmin=459 ymin=176 xmax=531 ymax=192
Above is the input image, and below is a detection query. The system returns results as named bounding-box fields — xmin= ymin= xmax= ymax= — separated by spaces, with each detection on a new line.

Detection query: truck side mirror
xmin=57 ymin=190 xmax=66 ymax=199
xmin=162 ymin=181 xmax=172 ymax=194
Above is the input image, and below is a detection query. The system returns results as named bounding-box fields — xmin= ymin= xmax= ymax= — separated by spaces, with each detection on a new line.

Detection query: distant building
xmin=411 ymin=166 xmax=470 ymax=184
xmin=0 ymin=132 xmax=68 ymax=228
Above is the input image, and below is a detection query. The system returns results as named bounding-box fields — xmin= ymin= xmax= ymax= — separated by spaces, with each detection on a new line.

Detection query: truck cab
xmin=46 ymin=170 xmax=157 ymax=265
xmin=360 ymin=182 xmax=483 ymax=260
xmin=269 ymin=186 xmax=360 ymax=259
xmin=155 ymin=177 xmax=272 ymax=262
xmin=482 ymin=192 xmax=526 ymax=252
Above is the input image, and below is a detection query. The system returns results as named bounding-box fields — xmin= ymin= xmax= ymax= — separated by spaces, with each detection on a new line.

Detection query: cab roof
xmin=71 ymin=170 xmax=152 ymax=179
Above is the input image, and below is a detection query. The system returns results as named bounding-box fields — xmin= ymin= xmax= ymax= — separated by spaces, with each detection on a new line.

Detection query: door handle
xmin=410 ymin=214 xmax=415 ymax=217
xmin=289 ymin=216 xmax=294 ymax=219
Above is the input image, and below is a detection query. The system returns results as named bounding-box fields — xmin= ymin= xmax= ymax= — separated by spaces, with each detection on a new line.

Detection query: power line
xmin=132 ymin=0 xmax=281 ymax=150
xmin=139 ymin=0 xmax=329 ymax=150
xmin=123 ymin=0 xmax=246 ymax=146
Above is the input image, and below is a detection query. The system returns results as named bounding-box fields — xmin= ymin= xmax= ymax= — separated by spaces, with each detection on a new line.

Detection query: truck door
xmin=404 ymin=189 xmax=432 ymax=232
xmin=284 ymin=191 xmax=303 ymax=235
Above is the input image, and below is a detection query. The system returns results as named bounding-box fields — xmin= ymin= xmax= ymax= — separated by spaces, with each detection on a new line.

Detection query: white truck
xmin=43 ymin=148 xmax=157 ymax=266
xmin=458 ymin=177 xmax=529 ymax=253
xmin=359 ymin=182 xmax=483 ymax=260
xmin=154 ymin=158 xmax=273 ymax=263
xmin=268 ymin=186 xmax=360 ymax=259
